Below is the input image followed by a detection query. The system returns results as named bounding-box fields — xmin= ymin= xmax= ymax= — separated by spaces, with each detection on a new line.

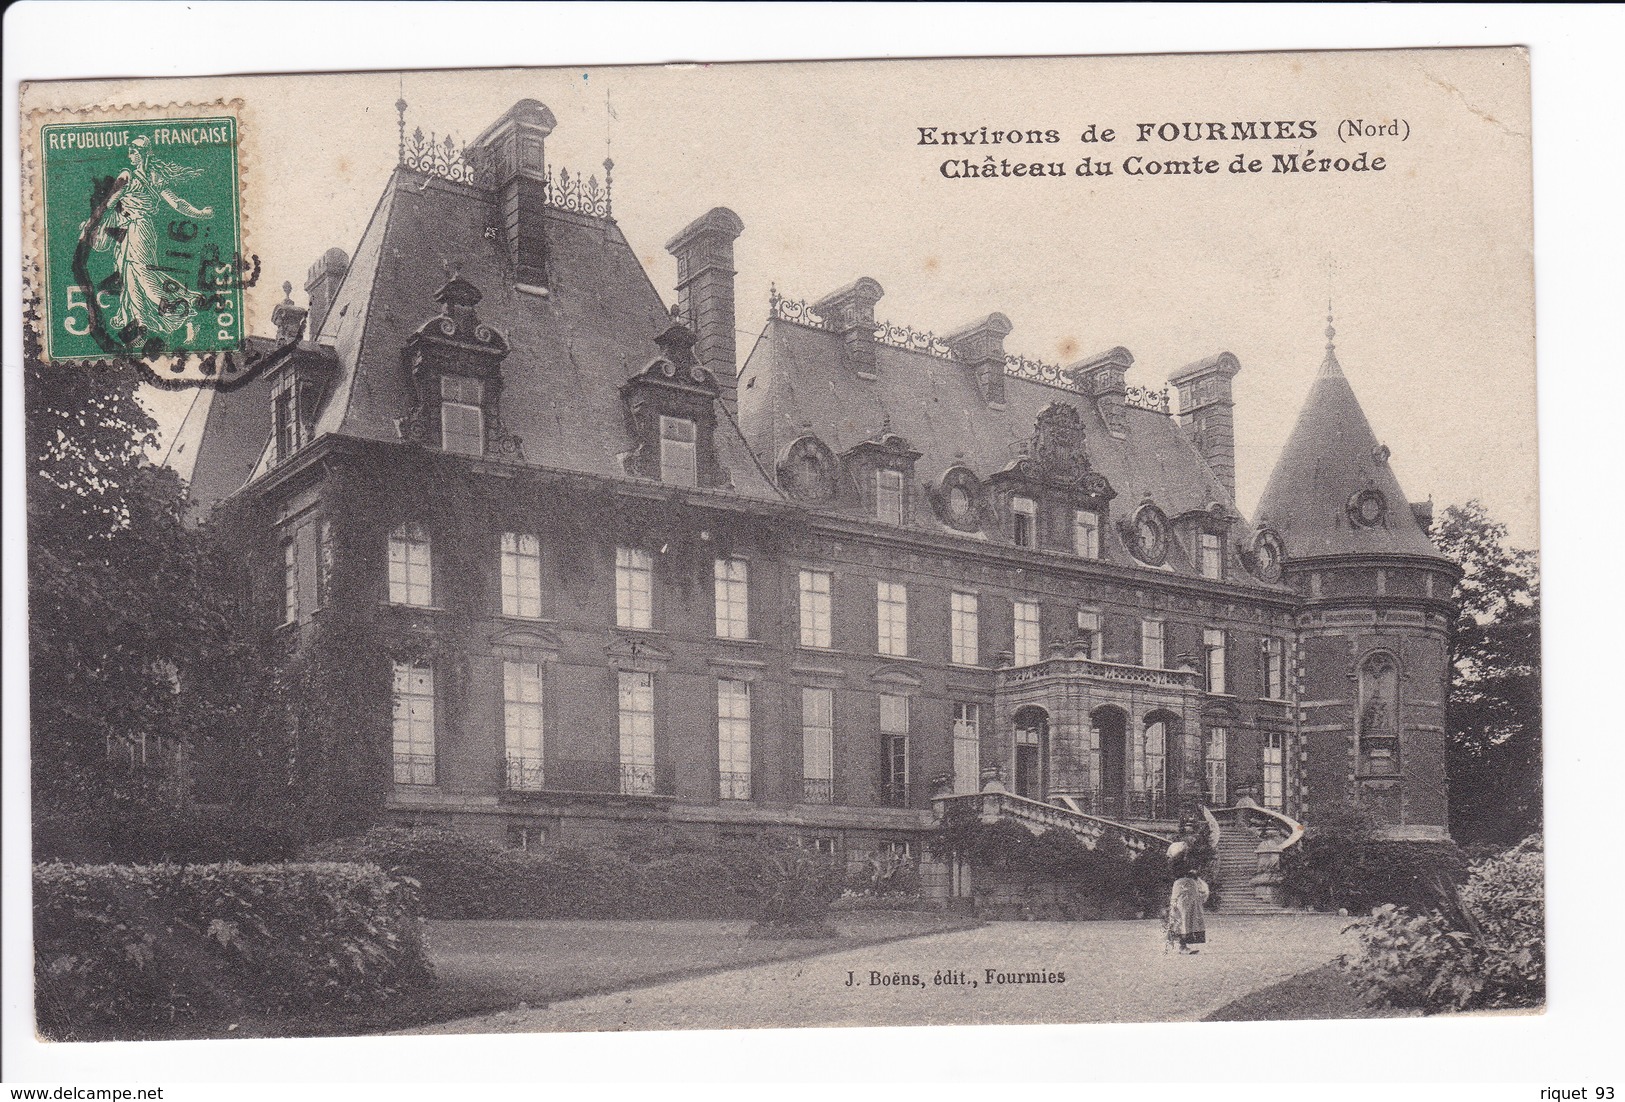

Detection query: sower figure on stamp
xmin=79 ymin=134 xmax=213 ymax=337
xmin=1166 ymin=869 xmax=1210 ymax=955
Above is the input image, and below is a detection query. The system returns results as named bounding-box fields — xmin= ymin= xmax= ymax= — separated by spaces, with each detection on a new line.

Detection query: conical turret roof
xmin=1255 ymin=319 xmax=1445 ymax=561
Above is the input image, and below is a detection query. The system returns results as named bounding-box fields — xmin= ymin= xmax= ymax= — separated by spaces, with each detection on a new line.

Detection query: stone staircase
xmin=1213 ymin=822 xmax=1290 ymax=915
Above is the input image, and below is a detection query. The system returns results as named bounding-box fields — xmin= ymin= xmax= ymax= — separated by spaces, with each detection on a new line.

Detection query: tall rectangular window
xmin=1262 ymin=637 xmax=1287 ymax=699
xmin=503 ymin=660 xmax=544 ymax=790
xmin=615 ymin=547 xmax=653 ymax=630
xmin=713 ymin=557 xmax=750 ymax=639
xmin=618 ymin=671 xmax=656 ymax=795
xmin=388 ymin=523 xmax=433 ymax=607
xmin=1140 ymin=618 xmax=1165 ymax=669
xmin=1262 ymin=732 xmax=1285 ymax=810
xmin=950 ymin=592 xmax=980 ymax=666
xmin=875 ymin=468 xmax=904 ymax=524
xmin=801 ymin=687 xmax=834 ymax=804
xmin=1076 ymin=609 xmax=1103 ymax=660
xmin=281 ymin=537 xmax=299 ymax=624
xmin=1013 ymin=600 xmax=1042 ymax=666
xmin=1012 ymin=496 xmax=1037 ymax=548
xmin=798 ymin=570 xmax=832 ymax=648
xmin=1200 ymin=532 xmax=1223 ymax=579
xmin=501 ymin=532 xmax=543 ymax=619
xmin=316 ymin=519 xmax=333 ymax=610
xmin=440 ymin=375 xmax=485 ymax=457
xmin=881 ymin=694 xmax=909 ymax=806
xmin=1204 ymin=627 xmax=1227 ymax=694
xmin=273 ymin=382 xmax=300 ymax=462
xmin=877 ymin=580 xmax=908 ymax=657
xmin=1074 ymin=509 xmax=1100 ymax=559
xmin=952 ymin=702 xmax=981 ymax=795
xmin=391 ymin=661 xmax=435 ymax=785
xmin=1205 ymin=728 xmax=1229 ymax=806
xmin=659 ymin=416 xmax=697 ymax=487
xmin=718 ymin=679 xmax=752 ymax=800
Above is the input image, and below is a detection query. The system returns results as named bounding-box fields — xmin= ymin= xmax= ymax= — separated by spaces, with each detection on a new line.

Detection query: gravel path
xmin=408 ymin=913 xmax=1354 ymax=1033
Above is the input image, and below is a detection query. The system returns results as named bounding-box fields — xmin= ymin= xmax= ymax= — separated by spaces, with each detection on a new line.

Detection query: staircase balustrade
xmin=934 ymin=789 xmax=1173 ymax=858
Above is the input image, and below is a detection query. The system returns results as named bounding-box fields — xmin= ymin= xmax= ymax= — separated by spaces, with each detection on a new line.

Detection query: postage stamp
xmin=26 ymin=102 xmax=247 ymax=365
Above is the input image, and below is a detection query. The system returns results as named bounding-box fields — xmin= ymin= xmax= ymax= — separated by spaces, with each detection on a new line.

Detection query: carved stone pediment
xmin=1033 ymin=402 xmax=1090 ymax=483
xmin=491 ymin=626 xmax=563 ymax=660
xmin=869 ymin=664 xmax=923 ymax=689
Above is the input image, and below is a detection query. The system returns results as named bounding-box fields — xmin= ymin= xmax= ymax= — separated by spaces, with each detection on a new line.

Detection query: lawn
xmin=1202 ymin=961 xmax=1418 ymax=1021
xmin=50 ymin=910 xmax=978 ymax=1042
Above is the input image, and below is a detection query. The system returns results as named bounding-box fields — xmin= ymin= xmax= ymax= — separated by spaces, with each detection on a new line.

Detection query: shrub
xmin=34 ymin=861 xmax=431 ymax=1037
xmin=1341 ymin=834 xmax=1544 ymax=1012
xmin=736 ymin=839 xmax=847 ymax=938
xmin=306 ymin=827 xmax=756 ymax=920
xmin=847 ymin=848 xmax=921 ymax=897
xmin=1279 ymin=804 xmax=1466 ymax=913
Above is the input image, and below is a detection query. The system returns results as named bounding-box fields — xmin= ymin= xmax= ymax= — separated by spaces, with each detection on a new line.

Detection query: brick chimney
xmin=665 ymin=207 xmax=745 ymax=414
xmin=945 ymin=313 xmax=1014 ymax=407
xmin=304 ymin=247 xmax=348 ymax=341
xmin=1072 ymin=346 xmax=1134 ymax=436
xmin=1168 ymin=352 xmax=1242 ymax=500
xmin=813 ymin=278 xmax=884 ymax=378
xmin=468 ymin=99 xmax=558 ymax=290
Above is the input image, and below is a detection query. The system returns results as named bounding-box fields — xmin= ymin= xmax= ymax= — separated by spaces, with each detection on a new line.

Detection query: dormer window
xmin=274 ymin=384 xmax=299 ymax=461
xmin=1074 ymin=509 xmax=1100 ymax=559
xmin=876 ymin=469 xmax=904 ymax=524
xmin=440 ymin=376 xmax=486 ymax=457
xmin=659 ymin=415 xmax=698 ymax=487
xmin=1012 ymin=496 xmax=1037 ymax=548
xmin=1200 ymin=532 xmax=1223 ymax=579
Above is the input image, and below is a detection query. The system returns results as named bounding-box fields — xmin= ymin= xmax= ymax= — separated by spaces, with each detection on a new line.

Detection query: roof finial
xmin=395 ymin=77 xmax=408 ymax=165
xmin=1319 ymin=297 xmax=1344 ymax=378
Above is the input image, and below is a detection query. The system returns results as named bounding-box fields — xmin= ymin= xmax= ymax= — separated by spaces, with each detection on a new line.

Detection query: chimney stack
xmin=813 ymin=278 xmax=884 ymax=379
xmin=1168 ymin=352 xmax=1242 ymax=500
xmin=945 ymin=313 xmax=1014 ymax=407
xmin=304 ymin=247 xmax=349 ymax=341
xmin=1072 ymin=347 xmax=1134 ymax=437
xmin=666 ymin=207 xmax=745 ymax=413
xmin=468 ymin=99 xmax=558 ymax=290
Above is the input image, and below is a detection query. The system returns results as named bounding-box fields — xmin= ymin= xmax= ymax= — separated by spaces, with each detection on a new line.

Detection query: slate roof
xmin=1255 ymin=341 xmax=1446 ymax=561
xmin=183 ymin=166 xmax=782 ymax=509
xmin=737 ymin=316 xmax=1269 ymax=582
xmin=168 ymin=335 xmax=280 ymax=516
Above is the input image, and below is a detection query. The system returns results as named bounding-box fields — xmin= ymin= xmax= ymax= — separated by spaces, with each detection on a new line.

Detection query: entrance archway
xmin=1012 ymin=705 xmax=1049 ymax=800
xmin=1091 ymin=706 xmax=1128 ymax=817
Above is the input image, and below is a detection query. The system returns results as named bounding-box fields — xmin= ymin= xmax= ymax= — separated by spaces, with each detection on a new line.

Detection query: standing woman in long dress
xmin=1167 ymin=871 xmax=1210 ymax=954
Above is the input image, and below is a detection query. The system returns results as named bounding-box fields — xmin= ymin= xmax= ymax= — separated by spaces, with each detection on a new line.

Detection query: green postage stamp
xmin=30 ymin=105 xmax=245 ymax=363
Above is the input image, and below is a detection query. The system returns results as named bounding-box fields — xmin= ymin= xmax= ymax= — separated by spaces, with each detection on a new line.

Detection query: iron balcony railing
xmin=882 ymin=781 xmax=911 ymax=808
xmin=501 ymin=755 xmax=674 ymax=798
xmin=801 ymin=777 xmax=834 ymax=804
xmin=718 ymin=770 xmax=753 ymax=801
xmin=393 ymin=752 xmax=438 ymax=786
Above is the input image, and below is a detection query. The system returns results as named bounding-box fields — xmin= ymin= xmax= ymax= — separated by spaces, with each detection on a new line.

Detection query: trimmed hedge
xmin=1280 ymin=835 xmax=1467 ymax=914
xmin=305 ymin=828 xmax=760 ymax=920
xmin=34 ymin=861 xmax=431 ymax=1036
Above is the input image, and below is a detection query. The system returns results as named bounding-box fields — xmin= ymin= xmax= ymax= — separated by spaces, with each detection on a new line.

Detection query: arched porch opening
xmin=1011 ymin=704 xmax=1049 ymax=801
xmin=1090 ymin=705 xmax=1129 ymax=818
xmin=1138 ymin=710 xmax=1182 ymax=821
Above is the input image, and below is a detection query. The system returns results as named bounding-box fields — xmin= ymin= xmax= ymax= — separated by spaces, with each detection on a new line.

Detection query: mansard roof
xmin=738 ymin=313 xmax=1259 ymax=573
xmin=181 ymin=164 xmax=781 ymax=510
xmin=1255 ymin=336 xmax=1446 ymax=561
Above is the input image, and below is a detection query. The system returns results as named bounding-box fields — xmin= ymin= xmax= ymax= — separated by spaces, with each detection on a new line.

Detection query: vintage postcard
xmin=18 ymin=47 xmax=1539 ymax=1045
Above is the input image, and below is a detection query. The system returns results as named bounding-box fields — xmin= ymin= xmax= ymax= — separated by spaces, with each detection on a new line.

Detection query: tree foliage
xmin=1431 ymin=501 xmax=1542 ymax=844
xmin=25 ymin=296 xmax=260 ymax=860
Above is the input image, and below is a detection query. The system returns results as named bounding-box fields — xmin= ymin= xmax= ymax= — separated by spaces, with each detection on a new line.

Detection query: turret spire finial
xmin=1319 ymin=298 xmax=1344 ymax=378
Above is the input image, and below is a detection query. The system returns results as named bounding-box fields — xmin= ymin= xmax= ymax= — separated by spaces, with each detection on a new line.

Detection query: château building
xmin=176 ymin=100 xmax=1459 ymax=888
